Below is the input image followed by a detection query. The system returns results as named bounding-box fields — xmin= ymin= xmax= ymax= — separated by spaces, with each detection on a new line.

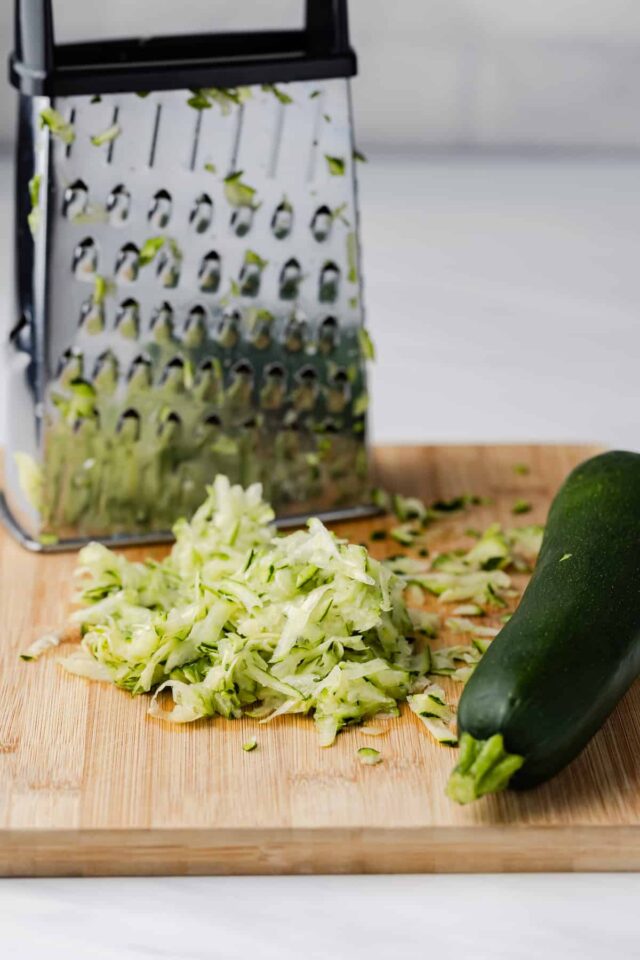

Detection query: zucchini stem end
xmin=446 ymin=732 xmax=524 ymax=804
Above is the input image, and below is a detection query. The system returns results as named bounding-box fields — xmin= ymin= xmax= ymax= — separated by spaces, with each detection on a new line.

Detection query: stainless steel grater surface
xmin=3 ymin=1 xmax=375 ymax=550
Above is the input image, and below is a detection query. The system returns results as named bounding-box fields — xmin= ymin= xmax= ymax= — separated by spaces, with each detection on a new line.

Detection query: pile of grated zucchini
xmin=59 ymin=476 xmax=424 ymax=745
xmin=35 ymin=476 xmax=542 ymax=747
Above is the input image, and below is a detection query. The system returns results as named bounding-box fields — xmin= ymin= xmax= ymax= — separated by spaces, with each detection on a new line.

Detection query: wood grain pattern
xmin=4 ymin=443 xmax=640 ymax=877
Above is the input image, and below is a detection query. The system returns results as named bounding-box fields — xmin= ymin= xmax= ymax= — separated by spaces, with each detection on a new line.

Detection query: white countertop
xmin=2 ymin=873 xmax=640 ymax=958
xmin=2 ymin=153 xmax=639 ymax=954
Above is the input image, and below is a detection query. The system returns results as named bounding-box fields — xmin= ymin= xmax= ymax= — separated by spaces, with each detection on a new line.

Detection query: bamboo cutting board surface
xmin=3 ymin=443 xmax=640 ymax=877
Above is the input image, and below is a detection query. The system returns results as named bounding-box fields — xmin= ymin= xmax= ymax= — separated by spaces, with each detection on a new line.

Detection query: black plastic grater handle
xmin=10 ymin=0 xmax=357 ymax=97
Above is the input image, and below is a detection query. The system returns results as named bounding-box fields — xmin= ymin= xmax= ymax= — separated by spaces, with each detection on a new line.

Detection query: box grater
xmin=2 ymin=0 xmax=376 ymax=551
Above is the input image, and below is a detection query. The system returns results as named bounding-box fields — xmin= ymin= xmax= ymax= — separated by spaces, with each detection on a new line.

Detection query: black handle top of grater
xmin=10 ymin=0 xmax=357 ymax=97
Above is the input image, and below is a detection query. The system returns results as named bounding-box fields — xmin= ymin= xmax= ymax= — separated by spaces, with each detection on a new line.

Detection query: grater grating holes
xmin=239 ymin=258 xmax=262 ymax=298
xmin=318 ymin=315 xmax=338 ymax=354
xmin=260 ymin=362 xmax=287 ymax=410
xmin=106 ymin=184 xmax=131 ymax=226
xmin=230 ymin=206 xmax=254 ymax=237
xmin=292 ymin=364 xmax=319 ymax=412
xmin=311 ymin=205 xmax=332 ymax=242
xmin=115 ymin=242 xmax=140 ymax=283
xmin=156 ymin=245 xmax=181 ymax=288
xmin=319 ymin=262 xmax=340 ymax=303
xmin=115 ymin=298 xmax=140 ymax=339
xmin=230 ymin=358 xmax=254 ymax=384
xmin=227 ymin=360 xmax=255 ymax=418
xmin=63 ymin=180 xmax=89 ymax=219
xmin=283 ymin=312 xmax=307 ymax=352
xmin=190 ymin=193 xmax=213 ymax=233
xmin=195 ymin=415 xmax=220 ymax=443
xmin=198 ymin=251 xmax=221 ymax=292
xmin=271 ymin=200 xmax=293 ymax=239
xmin=217 ymin=309 xmax=241 ymax=348
xmin=147 ymin=189 xmax=173 ymax=229
xmin=93 ymin=350 xmax=119 ymax=392
xmin=150 ymin=301 xmax=175 ymax=342
xmin=194 ymin=359 xmax=221 ymax=403
xmin=249 ymin=311 xmax=273 ymax=350
xmin=320 ymin=418 xmax=339 ymax=433
xmin=183 ymin=305 xmax=207 ymax=347
xmin=73 ymin=237 xmax=98 ymax=279
xmin=159 ymin=356 xmax=186 ymax=391
xmin=325 ymin=366 xmax=351 ymax=413
xmin=118 ymin=408 xmax=141 ymax=439
xmin=126 ymin=354 xmax=152 ymax=392
xmin=79 ymin=296 xmax=105 ymax=334
xmin=279 ymin=258 xmax=302 ymax=300
xmin=158 ymin=411 xmax=182 ymax=439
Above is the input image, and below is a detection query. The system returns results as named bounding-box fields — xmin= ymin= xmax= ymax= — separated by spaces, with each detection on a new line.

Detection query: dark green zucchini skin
xmin=457 ymin=450 xmax=640 ymax=789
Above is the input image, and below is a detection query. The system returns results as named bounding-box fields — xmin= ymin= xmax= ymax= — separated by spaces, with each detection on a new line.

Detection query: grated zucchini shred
xmin=20 ymin=631 xmax=62 ymax=662
xmin=39 ymin=107 xmax=75 ymax=144
xmin=90 ymin=123 xmax=121 ymax=147
xmin=408 ymin=683 xmax=458 ymax=745
xmin=357 ymin=746 xmax=382 ymax=765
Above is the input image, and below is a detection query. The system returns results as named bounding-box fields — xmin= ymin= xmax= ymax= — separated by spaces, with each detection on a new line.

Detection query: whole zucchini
xmin=447 ymin=450 xmax=640 ymax=803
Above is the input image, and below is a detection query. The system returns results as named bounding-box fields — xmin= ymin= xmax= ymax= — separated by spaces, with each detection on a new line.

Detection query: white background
xmin=2 ymin=1 xmax=640 ymax=149
xmin=2 ymin=2 xmax=640 ymax=956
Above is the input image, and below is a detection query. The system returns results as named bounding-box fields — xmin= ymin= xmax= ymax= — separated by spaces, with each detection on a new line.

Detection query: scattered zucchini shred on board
xmin=408 ymin=683 xmax=458 ymax=745
xmin=384 ymin=515 xmax=544 ymax=691
xmin=20 ymin=631 xmax=61 ymax=662
xmin=59 ymin=476 xmax=432 ymax=746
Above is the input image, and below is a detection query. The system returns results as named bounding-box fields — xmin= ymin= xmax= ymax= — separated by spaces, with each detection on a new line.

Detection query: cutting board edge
xmin=2 ymin=824 xmax=640 ymax=877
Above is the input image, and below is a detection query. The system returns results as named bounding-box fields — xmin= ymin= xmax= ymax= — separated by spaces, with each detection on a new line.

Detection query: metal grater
xmin=2 ymin=0 xmax=376 ymax=551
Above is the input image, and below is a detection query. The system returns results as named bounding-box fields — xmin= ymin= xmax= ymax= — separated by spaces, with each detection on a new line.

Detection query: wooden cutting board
xmin=3 ymin=443 xmax=640 ymax=877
